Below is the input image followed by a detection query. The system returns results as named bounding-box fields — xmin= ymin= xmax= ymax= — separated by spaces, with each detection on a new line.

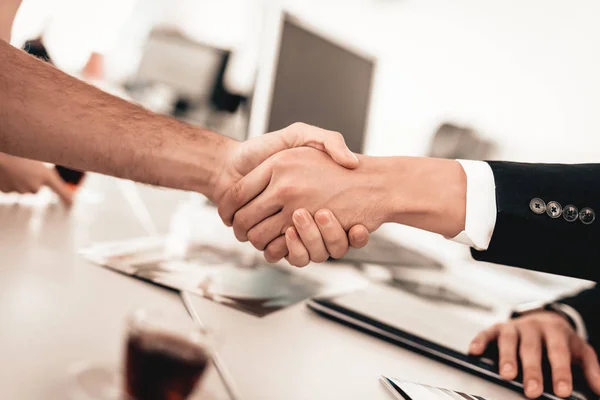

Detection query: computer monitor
xmin=249 ymin=10 xmax=442 ymax=269
xmin=249 ymin=11 xmax=375 ymax=154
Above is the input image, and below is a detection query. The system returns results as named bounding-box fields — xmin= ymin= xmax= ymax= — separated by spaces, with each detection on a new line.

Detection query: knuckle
xmin=519 ymin=348 xmax=541 ymax=363
xmin=290 ymin=256 xmax=309 ymax=268
xmin=520 ymin=319 xmax=536 ymax=329
xmin=248 ymin=232 xmax=267 ymax=251
xmin=522 ymin=366 xmax=541 ymax=378
xmin=312 ymin=253 xmax=328 ymax=264
xmin=230 ymin=182 xmax=245 ymax=206
xmin=233 ymin=212 xmax=248 ymax=231
xmin=331 ymin=130 xmax=344 ymax=141
xmin=233 ymin=228 xmax=248 ymax=243
xmin=289 ymin=122 xmax=306 ymax=131
xmin=264 ymin=252 xmax=280 ymax=264
xmin=265 ymin=237 xmax=287 ymax=262
xmin=264 ymin=248 xmax=283 ymax=263
xmin=499 ymin=327 xmax=517 ymax=339
xmin=329 ymin=246 xmax=347 ymax=260
xmin=549 ymin=319 xmax=568 ymax=330
xmin=548 ymin=342 xmax=570 ymax=355
xmin=551 ymin=366 xmax=571 ymax=378
xmin=217 ymin=205 xmax=230 ymax=225
xmin=276 ymin=184 xmax=296 ymax=199
xmin=246 ymin=229 xmax=261 ymax=248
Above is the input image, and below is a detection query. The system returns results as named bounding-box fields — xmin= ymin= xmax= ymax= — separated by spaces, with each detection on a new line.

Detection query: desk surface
xmin=0 ymin=176 xmax=189 ymax=399
xmin=0 ymin=175 xmax=527 ymax=400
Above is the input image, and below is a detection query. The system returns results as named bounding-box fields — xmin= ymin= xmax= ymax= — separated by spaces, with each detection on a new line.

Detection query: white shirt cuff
xmin=450 ymin=160 xmax=497 ymax=251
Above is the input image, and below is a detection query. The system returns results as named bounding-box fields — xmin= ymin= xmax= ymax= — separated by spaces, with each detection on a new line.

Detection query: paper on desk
xmin=381 ymin=376 xmax=493 ymax=400
xmin=80 ymin=237 xmax=322 ymax=317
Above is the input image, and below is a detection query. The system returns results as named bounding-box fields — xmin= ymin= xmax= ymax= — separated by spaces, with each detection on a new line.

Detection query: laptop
xmin=307 ymin=284 xmax=595 ymax=400
xmin=249 ymin=8 xmax=442 ymax=269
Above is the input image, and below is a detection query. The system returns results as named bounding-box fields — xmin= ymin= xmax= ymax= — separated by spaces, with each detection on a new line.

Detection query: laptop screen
xmin=267 ymin=17 xmax=375 ymax=154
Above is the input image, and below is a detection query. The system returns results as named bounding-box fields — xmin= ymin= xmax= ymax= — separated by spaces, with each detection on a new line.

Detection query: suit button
xmin=579 ymin=207 xmax=595 ymax=225
xmin=563 ymin=205 xmax=579 ymax=222
xmin=546 ymin=201 xmax=562 ymax=219
xmin=529 ymin=198 xmax=546 ymax=214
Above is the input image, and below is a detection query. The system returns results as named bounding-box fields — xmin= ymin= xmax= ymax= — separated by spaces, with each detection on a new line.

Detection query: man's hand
xmin=282 ymin=209 xmax=370 ymax=267
xmin=0 ymin=153 xmax=73 ymax=206
xmin=210 ymin=123 xmax=370 ymax=264
xmin=218 ymin=147 xmax=389 ymax=255
xmin=469 ymin=311 xmax=600 ymax=399
xmin=254 ymin=208 xmax=370 ymax=265
xmin=209 ymin=123 xmax=359 ymax=205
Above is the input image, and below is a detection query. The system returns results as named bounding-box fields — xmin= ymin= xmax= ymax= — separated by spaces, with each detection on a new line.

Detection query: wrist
xmin=348 ymin=155 xmax=401 ymax=230
xmin=153 ymin=123 xmax=236 ymax=199
xmin=383 ymin=157 xmax=467 ymax=237
xmin=206 ymin=137 xmax=240 ymax=204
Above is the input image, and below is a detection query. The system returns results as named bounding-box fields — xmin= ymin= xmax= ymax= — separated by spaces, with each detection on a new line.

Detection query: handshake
xmin=206 ymin=122 xmax=377 ymax=267
xmin=206 ymin=122 xmax=466 ymax=267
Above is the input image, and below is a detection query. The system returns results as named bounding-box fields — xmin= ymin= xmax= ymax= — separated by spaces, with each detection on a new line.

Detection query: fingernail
xmin=501 ymin=363 xmax=514 ymax=375
xmin=557 ymin=381 xmax=571 ymax=396
xmin=316 ymin=210 xmax=332 ymax=226
xmin=286 ymin=227 xmax=297 ymax=239
xmin=293 ymin=210 xmax=309 ymax=228
xmin=526 ymin=380 xmax=539 ymax=396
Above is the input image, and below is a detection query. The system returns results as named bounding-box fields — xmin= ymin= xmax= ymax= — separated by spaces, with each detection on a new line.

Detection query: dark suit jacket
xmin=558 ymin=287 xmax=600 ymax=352
xmin=471 ymin=161 xmax=600 ymax=282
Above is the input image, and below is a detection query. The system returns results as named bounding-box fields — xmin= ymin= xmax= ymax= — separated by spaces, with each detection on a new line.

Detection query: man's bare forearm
xmin=0 ymin=39 xmax=232 ymax=196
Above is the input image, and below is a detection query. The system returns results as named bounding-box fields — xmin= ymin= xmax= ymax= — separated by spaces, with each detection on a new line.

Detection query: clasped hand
xmin=211 ymin=123 xmax=375 ymax=266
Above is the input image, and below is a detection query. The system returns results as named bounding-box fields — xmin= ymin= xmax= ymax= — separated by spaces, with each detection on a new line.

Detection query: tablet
xmin=307 ymin=284 xmax=595 ymax=400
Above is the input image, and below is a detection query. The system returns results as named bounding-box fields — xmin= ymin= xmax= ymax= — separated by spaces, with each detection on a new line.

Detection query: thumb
xmin=239 ymin=123 xmax=358 ymax=176
xmin=348 ymin=225 xmax=370 ymax=248
xmin=279 ymin=123 xmax=359 ymax=169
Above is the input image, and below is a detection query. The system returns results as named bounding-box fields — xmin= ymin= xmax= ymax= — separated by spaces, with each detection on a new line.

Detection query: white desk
xmin=0 ymin=174 xmax=528 ymax=400
xmin=0 ymin=175 xmax=189 ymax=399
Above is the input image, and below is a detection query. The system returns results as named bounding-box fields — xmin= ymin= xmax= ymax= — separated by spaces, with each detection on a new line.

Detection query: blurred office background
xmin=11 ymin=0 xmax=600 ymax=160
xmin=6 ymin=0 xmax=600 ymax=306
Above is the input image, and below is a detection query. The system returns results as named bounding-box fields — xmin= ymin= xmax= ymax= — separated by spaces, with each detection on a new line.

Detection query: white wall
xmin=289 ymin=0 xmax=600 ymax=162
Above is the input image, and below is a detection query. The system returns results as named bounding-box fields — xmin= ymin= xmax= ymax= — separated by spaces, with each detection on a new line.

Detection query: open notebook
xmin=382 ymin=377 xmax=492 ymax=400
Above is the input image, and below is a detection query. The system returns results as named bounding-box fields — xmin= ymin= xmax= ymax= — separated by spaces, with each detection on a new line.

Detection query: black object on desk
xmin=307 ymin=290 xmax=595 ymax=400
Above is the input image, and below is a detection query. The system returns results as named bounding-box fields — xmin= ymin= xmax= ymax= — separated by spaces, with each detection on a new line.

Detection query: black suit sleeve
xmin=471 ymin=161 xmax=600 ymax=282
xmin=557 ymin=287 xmax=600 ymax=351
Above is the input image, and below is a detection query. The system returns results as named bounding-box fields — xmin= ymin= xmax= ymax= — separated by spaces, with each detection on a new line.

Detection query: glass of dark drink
xmin=125 ymin=309 xmax=212 ymax=400
xmin=69 ymin=310 xmax=213 ymax=400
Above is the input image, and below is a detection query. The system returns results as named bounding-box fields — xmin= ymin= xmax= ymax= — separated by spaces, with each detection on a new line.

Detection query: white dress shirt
xmin=451 ymin=160 xmax=497 ymax=251
xmin=451 ymin=160 xmax=588 ymax=340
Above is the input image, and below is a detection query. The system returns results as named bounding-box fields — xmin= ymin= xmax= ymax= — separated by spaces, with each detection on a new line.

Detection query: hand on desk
xmin=0 ymin=153 xmax=73 ymax=206
xmin=469 ymin=311 xmax=600 ymax=399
